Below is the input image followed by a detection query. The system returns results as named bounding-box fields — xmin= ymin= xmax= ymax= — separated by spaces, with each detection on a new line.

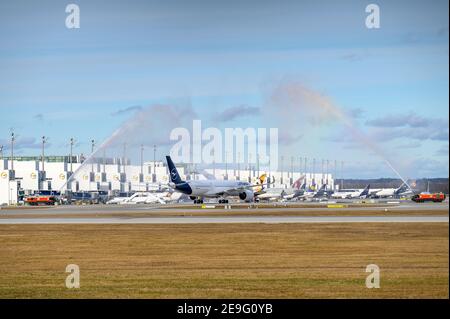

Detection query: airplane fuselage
xmin=173 ymin=180 xmax=252 ymax=198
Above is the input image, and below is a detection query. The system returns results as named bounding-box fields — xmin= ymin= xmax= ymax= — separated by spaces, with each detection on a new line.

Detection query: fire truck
xmin=25 ymin=191 xmax=60 ymax=206
xmin=25 ymin=195 xmax=58 ymax=206
xmin=411 ymin=192 xmax=446 ymax=203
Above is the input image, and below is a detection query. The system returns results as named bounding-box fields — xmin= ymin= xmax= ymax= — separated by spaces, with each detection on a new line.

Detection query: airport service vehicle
xmin=25 ymin=195 xmax=58 ymax=206
xmin=411 ymin=192 xmax=446 ymax=203
xmin=166 ymin=156 xmax=264 ymax=204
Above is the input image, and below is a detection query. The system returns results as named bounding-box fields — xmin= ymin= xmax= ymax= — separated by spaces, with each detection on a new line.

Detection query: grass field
xmin=0 ymin=223 xmax=448 ymax=298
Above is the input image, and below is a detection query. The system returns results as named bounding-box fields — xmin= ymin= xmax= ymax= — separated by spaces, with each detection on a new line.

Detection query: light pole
xmin=10 ymin=132 xmax=15 ymax=171
xmin=321 ymin=159 xmax=324 ymax=186
xmin=248 ymin=153 xmax=251 ymax=181
xmin=153 ymin=144 xmax=156 ymax=182
xmin=290 ymin=156 xmax=294 ymax=184
xmin=298 ymin=156 xmax=302 ymax=176
xmin=140 ymin=144 xmax=144 ymax=176
xmin=334 ymin=160 xmax=337 ymax=190
xmin=225 ymin=151 xmax=228 ymax=180
xmin=256 ymin=153 xmax=260 ymax=178
xmin=280 ymin=155 xmax=284 ymax=185
xmin=91 ymin=139 xmax=95 ymax=173
xmin=102 ymin=148 xmax=106 ymax=173
xmin=69 ymin=138 xmax=75 ymax=173
xmin=213 ymin=150 xmax=216 ymax=178
xmin=237 ymin=152 xmax=240 ymax=180
xmin=312 ymin=158 xmax=316 ymax=188
xmin=304 ymin=157 xmax=307 ymax=186
xmin=122 ymin=143 xmax=127 ymax=174
xmin=41 ymin=136 xmax=48 ymax=172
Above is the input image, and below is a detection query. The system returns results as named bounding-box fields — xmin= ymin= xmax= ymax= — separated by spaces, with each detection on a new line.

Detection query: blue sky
xmin=0 ymin=0 xmax=448 ymax=178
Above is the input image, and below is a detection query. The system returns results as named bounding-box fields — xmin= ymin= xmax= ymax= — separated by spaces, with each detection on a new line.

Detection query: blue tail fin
xmin=360 ymin=184 xmax=370 ymax=197
xmin=166 ymin=156 xmax=183 ymax=184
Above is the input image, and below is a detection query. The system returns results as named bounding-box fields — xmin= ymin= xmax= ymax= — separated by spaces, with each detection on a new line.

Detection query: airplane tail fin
xmin=259 ymin=174 xmax=267 ymax=186
xmin=360 ymin=184 xmax=370 ymax=197
xmin=254 ymin=174 xmax=267 ymax=192
xmin=292 ymin=175 xmax=305 ymax=189
xmin=165 ymin=156 xmax=183 ymax=184
xmin=313 ymin=184 xmax=326 ymax=197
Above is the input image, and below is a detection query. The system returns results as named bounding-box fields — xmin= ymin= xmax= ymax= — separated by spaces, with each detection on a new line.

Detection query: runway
xmin=1 ymin=201 xmax=448 ymax=216
xmin=0 ymin=215 xmax=447 ymax=224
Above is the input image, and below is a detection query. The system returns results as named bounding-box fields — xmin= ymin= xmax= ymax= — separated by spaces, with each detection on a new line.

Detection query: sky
xmin=0 ymin=0 xmax=448 ymax=178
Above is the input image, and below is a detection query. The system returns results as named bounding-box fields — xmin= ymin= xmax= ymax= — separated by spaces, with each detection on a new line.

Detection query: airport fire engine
xmin=411 ymin=193 xmax=446 ymax=203
xmin=25 ymin=195 xmax=58 ymax=206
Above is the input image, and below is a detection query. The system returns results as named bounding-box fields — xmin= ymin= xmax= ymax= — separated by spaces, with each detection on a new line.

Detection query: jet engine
xmin=239 ymin=190 xmax=254 ymax=202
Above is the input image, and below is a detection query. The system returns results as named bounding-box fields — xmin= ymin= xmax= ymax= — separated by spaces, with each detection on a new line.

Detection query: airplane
xmin=373 ymin=183 xmax=412 ymax=198
xmin=331 ymin=184 xmax=371 ymax=199
xmin=312 ymin=184 xmax=328 ymax=199
xmin=297 ymin=184 xmax=328 ymax=201
xmin=166 ymin=156 xmax=266 ymax=203
xmin=256 ymin=175 xmax=306 ymax=201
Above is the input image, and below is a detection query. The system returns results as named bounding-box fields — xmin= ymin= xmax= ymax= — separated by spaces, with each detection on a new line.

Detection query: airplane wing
xmin=224 ymin=182 xmax=275 ymax=194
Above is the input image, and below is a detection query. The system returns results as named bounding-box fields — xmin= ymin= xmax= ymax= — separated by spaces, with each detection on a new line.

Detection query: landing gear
xmin=218 ymin=199 xmax=229 ymax=204
xmin=193 ymin=199 xmax=204 ymax=204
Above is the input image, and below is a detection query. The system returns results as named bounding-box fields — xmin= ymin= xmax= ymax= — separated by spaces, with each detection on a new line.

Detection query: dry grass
xmin=0 ymin=223 xmax=448 ymax=299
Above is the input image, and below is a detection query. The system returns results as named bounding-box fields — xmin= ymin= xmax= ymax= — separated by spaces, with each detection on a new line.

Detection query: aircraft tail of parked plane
xmin=254 ymin=174 xmax=267 ymax=194
xmin=313 ymin=184 xmax=327 ymax=198
xmin=359 ymin=184 xmax=370 ymax=198
xmin=292 ymin=175 xmax=306 ymax=190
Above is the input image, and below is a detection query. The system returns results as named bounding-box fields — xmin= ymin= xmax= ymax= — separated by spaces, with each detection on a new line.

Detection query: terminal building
xmin=0 ymin=156 xmax=334 ymax=205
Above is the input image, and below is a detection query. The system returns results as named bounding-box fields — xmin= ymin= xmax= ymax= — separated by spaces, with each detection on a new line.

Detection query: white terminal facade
xmin=0 ymin=156 xmax=334 ymax=205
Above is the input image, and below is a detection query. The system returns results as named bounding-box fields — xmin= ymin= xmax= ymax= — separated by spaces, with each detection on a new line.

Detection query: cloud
xmin=0 ymin=137 xmax=46 ymax=150
xmin=104 ymin=103 xmax=198 ymax=150
xmin=401 ymin=157 xmax=449 ymax=178
xmin=343 ymin=107 xmax=365 ymax=119
xmin=365 ymin=112 xmax=449 ymax=142
xmin=340 ymin=53 xmax=365 ymax=62
xmin=33 ymin=113 xmax=44 ymax=121
xmin=435 ymin=144 xmax=449 ymax=157
xmin=111 ymin=105 xmax=143 ymax=116
xmin=365 ymin=112 xmax=441 ymax=128
xmin=213 ymin=105 xmax=260 ymax=122
xmin=278 ymin=132 xmax=303 ymax=145
xmin=259 ymin=80 xmax=354 ymax=153
xmin=437 ymin=26 xmax=449 ymax=37
xmin=396 ymin=141 xmax=422 ymax=149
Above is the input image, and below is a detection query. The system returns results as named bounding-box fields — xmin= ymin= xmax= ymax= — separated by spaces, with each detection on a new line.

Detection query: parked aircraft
xmin=373 ymin=183 xmax=412 ymax=198
xmin=256 ymin=175 xmax=306 ymax=201
xmin=331 ymin=184 xmax=371 ymax=199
